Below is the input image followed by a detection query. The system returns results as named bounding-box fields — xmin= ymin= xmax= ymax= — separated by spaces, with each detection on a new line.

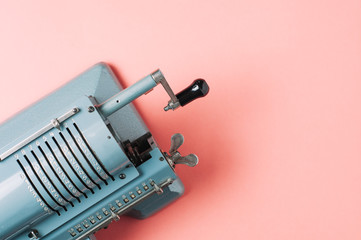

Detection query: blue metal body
xmin=0 ymin=63 xmax=185 ymax=240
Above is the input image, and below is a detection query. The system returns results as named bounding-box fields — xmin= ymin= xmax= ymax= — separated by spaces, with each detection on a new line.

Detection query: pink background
xmin=1 ymin=1 xmax=361 ymax=239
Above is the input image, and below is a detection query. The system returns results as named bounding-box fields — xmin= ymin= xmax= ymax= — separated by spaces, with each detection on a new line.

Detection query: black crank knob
xmin=176 ymin=79 xmax=209 ymax=107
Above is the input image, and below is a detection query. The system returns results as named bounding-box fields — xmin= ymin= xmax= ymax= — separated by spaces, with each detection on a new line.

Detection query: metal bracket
xmin=150 ymin=70 xmax=181 ymax=111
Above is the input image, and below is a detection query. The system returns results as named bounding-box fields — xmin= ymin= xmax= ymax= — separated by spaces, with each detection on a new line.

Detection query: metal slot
xmin=64 ymin=128 xmax=101 ymax=190
xmin=73 ymin=123 xmax=115 ymax=181
xmin=68 ymin=125 xmax=108 ymax=185
xmin=38 ymin=145 xmax=84 ymax=201
xmin=53 ymin=135 xmax=94 ymax=195
xmin=31 ymin=150 xmax=74 ymax=207
xmin=16 ymin=159 xmax=60 ymax=216
xmin=23 ymin=154 xmax=68 ymax=212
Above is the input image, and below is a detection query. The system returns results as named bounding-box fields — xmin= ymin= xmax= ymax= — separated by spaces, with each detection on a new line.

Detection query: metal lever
xmin=164 ymin=79 xmax=209 ymax=111
xmin=96 ymin=69 xmax=209 ymax=117
xmin=166 ymin=133 xmax=199 ymax=167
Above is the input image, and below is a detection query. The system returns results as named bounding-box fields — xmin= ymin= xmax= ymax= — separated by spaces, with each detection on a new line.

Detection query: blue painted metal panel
xmin=0 ymin=96 xmax=139 ymax=239
xmin=0 ymin=63 xmax=185 ymax=240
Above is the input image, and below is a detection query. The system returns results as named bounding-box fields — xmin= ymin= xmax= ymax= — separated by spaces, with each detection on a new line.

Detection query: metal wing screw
xmin=168 ymin=133 xmax=199 ymax=167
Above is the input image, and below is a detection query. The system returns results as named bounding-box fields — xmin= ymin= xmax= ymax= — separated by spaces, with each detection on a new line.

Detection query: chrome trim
xmin=0 ymin=108 xmax=79 ymax=161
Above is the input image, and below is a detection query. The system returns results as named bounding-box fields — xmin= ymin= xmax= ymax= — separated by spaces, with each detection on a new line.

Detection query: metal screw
xmin=72 ymin=108 xmax=79 ymax=113
xmin=28 ymin=229 xmax=39 ymax=239
xmin=107 ymin=136 xmax=111 ymax=139
xmin=159 ymin=157 xmax=164 ymax=161
xmin=88 ymin=106 xmax=95 ymax=112
xmin=119 ymin=173 xmax=126 ymax=179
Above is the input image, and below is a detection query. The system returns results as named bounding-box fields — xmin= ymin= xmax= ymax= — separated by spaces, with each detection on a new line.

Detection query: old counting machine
xmin=0 ymin=63 xmax=209 ymax=240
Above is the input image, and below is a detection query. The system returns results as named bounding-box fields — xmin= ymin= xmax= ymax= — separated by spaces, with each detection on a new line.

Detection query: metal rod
xmin=96 ymin=74 xmax=158 ymax=118
xmin=0 ymin=108 xmax=79 ymax=161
